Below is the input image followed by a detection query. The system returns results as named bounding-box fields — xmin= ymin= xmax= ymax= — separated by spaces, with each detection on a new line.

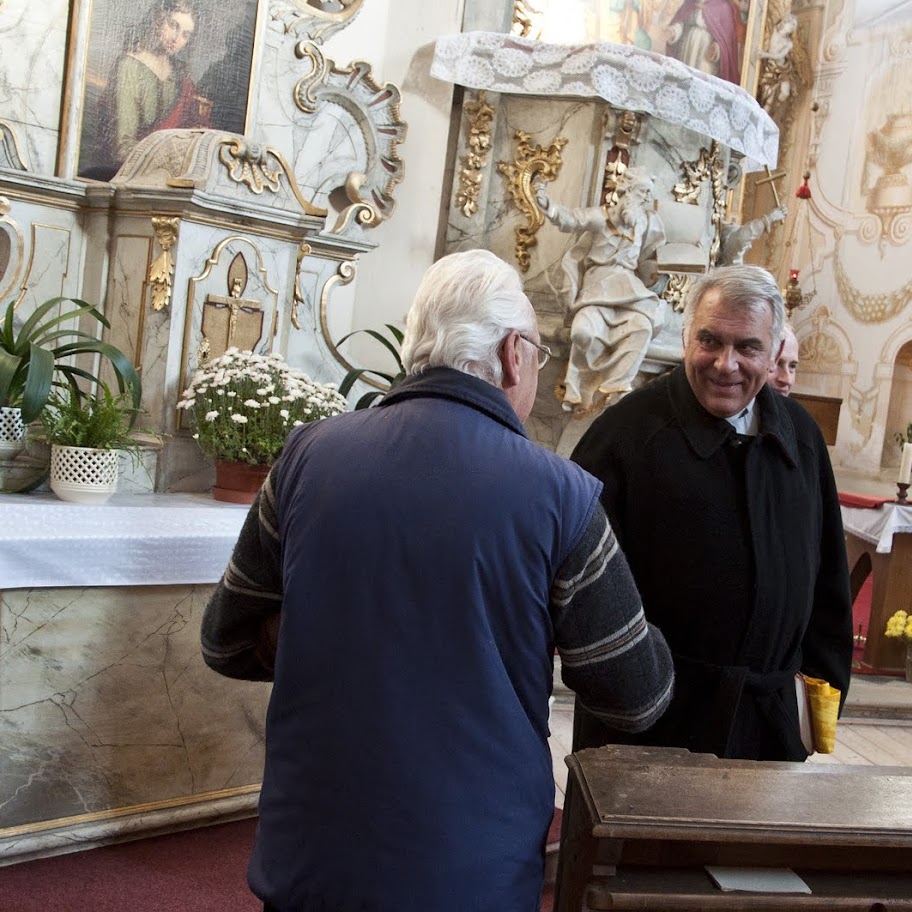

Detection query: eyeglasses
xmin=520 ymin=335 xmax=551 ymax=370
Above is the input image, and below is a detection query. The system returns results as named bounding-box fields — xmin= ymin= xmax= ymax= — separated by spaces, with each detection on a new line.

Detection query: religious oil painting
xmin=523 ymin=0 xmax=765 ymax=89
xmin=72 ymin=0 xmax=260 ymax=181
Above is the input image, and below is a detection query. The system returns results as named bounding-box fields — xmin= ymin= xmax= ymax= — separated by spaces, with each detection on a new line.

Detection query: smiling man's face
xmin=684 ymin=288 xmax=778 ymax=418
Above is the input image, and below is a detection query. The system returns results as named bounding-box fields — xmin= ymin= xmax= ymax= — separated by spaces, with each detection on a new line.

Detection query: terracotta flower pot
xmin=212 ymin=459 xmax=271 ymax=504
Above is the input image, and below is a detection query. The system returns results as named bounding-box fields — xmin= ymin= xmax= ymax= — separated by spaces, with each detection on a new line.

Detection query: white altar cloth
xmin=840 ymin=502 xmax=912 ymax=554
xmin=431 ymin=31 xmax=779 ymax=170
xmin=0 ymin=492 xmax=248 ymax=589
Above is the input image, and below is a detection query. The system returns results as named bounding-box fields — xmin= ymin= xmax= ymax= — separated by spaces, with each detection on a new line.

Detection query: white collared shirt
xmin=725 ymin=399 xmax=759 ymax=436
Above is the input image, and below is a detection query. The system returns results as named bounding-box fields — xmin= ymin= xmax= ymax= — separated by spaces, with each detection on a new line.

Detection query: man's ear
xmin=500 ymin=330 xmax=523 ymax=391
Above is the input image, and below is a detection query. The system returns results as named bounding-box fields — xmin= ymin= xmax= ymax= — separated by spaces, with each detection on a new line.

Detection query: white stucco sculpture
xmin=719 ymin=204 xmax=788 ymax=265
xmin=536 ymin=168 xmax=666 ymax=415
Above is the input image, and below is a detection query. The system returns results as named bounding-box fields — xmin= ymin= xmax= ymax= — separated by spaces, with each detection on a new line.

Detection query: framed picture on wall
xmin=68 ymin=0 xmax=260 ymax=181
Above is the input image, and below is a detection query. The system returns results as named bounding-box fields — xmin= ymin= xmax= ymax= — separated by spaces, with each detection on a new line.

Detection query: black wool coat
xmin=571 ymin=365 xmax=853 ymax=761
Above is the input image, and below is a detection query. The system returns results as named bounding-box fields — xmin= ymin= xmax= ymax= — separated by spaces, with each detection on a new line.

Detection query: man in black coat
xmin=572 ymin=264 xmax=853 ymax=761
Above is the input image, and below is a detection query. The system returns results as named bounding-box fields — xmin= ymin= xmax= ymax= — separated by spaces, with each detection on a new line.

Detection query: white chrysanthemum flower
xmin=279 ymin=409 xmax=289 ymax=419
xmin=205 ymin=410 xmax=219 ymax=421
xmin=231 ymin=414 xmax=248 ymax=424
xmin=268 ymin=396 xmax=281 ymax=405
xmin=292 ymin=420 xmax=304 ymax=427
xmin=243 ymin=399 xmax=261 ymax=409
xmin=227 ymin=391 xmax=237 ymax=398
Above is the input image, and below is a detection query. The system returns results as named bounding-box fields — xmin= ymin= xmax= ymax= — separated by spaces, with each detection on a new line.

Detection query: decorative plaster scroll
xmin=291 ymin=241 xmax=312 ymax=331
xmin=149 ymin=218 xmax=180 ymax=313
xmin=269 ymin=0 xmax=364 ymax=45
xmin=455 ymin=92 xmax=495 ymax=218
xmin=431 ymin=31 xmax=779 ymax=171
xmin=329 ymin=173 xmax=382 ymax=234
xmin=848 ymin=383 xmax=878 ymax=448
xmin=291 ymin=42 xmax=406 ymax=227
xmin=498 ymin=131 xmax=567 ymax=272
xmin=218 ymin=139 xmax=282 ymax=194
xmin=834 ymin=240 xmax=912 ymax=323
xmin=113 ymin=130 xmax=326 ymax=218
xmin=0 ymin=120 xmax=26 ymax=170
xmin=673 ymin=142 xmax=726 ymax=267
xmin=319 ymin=261 xmax=370 ymax=377
xmin=0 ymin=196 xmax=24 ymax=305
xmin=799 ymin=331 xmax=843 ymax=373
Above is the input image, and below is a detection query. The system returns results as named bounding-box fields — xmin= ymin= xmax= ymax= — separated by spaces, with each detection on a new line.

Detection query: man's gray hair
xmin=682 ymin=264 xmax=785 ymax=353
xmin=401 ymin=249 xmax=535 ymax=385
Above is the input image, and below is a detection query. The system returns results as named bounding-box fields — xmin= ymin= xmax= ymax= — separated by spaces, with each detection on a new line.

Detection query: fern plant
xmin=336 ymin=323 xmax=405 ymax=409
xmin=38 ymin=385 xmax=142 ymax=451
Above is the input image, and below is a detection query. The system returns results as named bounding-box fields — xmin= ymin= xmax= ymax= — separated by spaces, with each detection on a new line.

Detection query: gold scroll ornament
xmin=149 ymin=217 xmax=180 ymax=312
xmin=498 ymin=131 xmax=567 ymax=272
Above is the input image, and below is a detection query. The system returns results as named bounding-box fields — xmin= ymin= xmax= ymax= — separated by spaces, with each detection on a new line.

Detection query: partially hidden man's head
xmin=681 ymin=264 xmax=785 ymax=419
xmin=401 ymin=249 xmax=542 ymax=421
xmin=768 ymin=323 xmax=799 ymax=396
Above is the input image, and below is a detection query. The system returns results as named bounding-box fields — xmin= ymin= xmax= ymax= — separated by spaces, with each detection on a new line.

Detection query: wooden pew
xmin=554 ymin=745 xmax=912 ymax=911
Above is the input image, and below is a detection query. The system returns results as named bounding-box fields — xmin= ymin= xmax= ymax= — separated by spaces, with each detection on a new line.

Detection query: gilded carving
xmin=834 ymin=241 xmax=912 ymax=323
xmin=455 ymin=92 xmax=495 ymax=219
xmin=512 ymin=0 xmax=543 ymax=38
xmin=498 ymin=131 xmax=567 ymax=272
xmin=270 ymin=0 xmax=364 ymax=46
xmin=660 ymin=273 xmax=693 ymax=314
xmin=602 ymin=109 xmax=643 ymax=206
xmin=673 ymin=141 xmax=726 ymax=267
xmin=149 ymin=217 xmax=180 ymax=312
xmin=218 ymin=139 xmax=282 ymax=195
xmin=319 ymin=261 xmax=364 ymax=376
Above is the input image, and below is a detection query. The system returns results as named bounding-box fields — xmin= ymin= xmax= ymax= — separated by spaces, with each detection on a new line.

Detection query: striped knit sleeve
xmin=551 ymin=502 xmax=674 ymax=732
xmin=200 ymin=467 xmax=283 ymax=681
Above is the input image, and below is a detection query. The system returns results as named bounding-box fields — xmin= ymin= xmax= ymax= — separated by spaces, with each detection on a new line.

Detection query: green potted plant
xmin=177 ymin=348 xmax=348 ymax=503
xmin=336 ymin=323 xmax=405 ymax=409
xmin=39 ymin=384 xmax=146 ymax=504
xmin=0 ymin=296 xmax=141 ymax=459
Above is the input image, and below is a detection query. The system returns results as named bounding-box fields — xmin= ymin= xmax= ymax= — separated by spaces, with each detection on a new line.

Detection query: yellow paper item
xmin=802 ymin=675 xmax=841 ymax=754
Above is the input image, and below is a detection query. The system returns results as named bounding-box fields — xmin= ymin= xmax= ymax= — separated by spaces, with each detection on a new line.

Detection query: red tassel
xmin=796 ymin=170 xmax=812 ymax=199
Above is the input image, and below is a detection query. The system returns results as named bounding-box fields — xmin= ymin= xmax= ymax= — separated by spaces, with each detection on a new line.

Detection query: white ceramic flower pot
xmin=50 ymin=444 xmax=120 ymax=504
xmin=0 ymin=406 xmax=25 ymax=459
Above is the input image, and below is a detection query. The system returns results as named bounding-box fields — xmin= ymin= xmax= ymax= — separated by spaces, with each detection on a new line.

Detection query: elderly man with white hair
xmin=201 ymin=248 xmax=673 ymax=912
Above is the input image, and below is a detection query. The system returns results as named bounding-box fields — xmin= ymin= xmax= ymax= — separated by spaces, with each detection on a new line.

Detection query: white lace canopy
xmin=431 ymin=31 xmax=779 ymax=172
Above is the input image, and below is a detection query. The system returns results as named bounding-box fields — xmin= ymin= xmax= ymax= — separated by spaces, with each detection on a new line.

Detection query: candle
xmin=900 ymin=442 xmax=912 ymax=485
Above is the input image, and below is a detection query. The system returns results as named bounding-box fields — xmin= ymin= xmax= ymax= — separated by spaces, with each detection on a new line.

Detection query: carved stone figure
xmin=536 ymin=168 xmax=666 ymax=415
xmin=719 ymin=204 xmax=788 ymax=265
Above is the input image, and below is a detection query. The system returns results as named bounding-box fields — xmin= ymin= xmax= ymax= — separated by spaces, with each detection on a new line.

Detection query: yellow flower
xmin=885 ymin=610 xmax=911 ymax=639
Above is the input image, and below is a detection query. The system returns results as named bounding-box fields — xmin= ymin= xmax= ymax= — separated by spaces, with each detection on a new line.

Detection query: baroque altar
xmin=433 ymin=30 xmax=780 ymax=453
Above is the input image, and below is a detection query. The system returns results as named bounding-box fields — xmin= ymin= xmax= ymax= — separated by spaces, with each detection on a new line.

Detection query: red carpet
xmin=0 ymin=810 xmax=563 ymax=911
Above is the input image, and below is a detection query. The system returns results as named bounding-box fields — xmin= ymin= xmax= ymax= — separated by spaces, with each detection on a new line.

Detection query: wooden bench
xmin=554 ymin=744 xmax=912 ymax=911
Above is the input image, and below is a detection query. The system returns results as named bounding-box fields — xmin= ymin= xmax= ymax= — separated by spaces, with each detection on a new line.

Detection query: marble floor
xmin=548 ymin=674 xmax=912 ymax=809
